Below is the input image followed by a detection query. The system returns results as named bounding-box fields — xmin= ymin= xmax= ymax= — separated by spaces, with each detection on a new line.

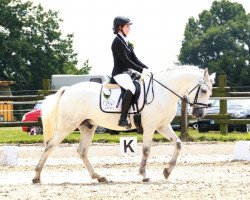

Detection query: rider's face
xmin=122 ymin=24 xmax=130 ymax=36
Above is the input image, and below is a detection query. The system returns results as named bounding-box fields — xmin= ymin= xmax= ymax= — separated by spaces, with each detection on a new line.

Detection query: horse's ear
xmin=204 ymin=68 xmax=209 ymax=81
xmin=210 ymin=72 xmax=216 ymax=84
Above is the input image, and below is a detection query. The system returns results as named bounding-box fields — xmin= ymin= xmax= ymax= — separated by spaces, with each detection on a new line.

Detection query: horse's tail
xmin=42 ymin=87 xmax=68 ymax=145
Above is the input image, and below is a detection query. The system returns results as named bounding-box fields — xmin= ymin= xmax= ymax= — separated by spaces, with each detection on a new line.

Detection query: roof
xmin=0 ymin=81 xmax=16 ymax=86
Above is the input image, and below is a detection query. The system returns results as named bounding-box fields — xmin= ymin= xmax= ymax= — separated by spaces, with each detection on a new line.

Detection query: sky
xmin=31 ymin=0 xmax=250 ymax=75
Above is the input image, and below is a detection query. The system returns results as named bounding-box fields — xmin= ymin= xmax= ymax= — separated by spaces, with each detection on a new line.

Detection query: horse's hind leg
xmin=157 ymin=124 xmax=182 ymax=179
xmin=32 ymin=130 xmax=69 ymax=183
xmin=77 ymin=123 xmax=107 ymax=183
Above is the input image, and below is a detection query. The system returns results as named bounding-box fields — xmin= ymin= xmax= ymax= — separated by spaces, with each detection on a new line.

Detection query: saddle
xmin=100 ymin=75 xmax=146 ymax=133
xmin=100 ymin=80 xmax=145 ymax=113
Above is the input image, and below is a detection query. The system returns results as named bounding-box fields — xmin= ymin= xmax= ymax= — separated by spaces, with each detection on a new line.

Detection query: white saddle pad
xmin=100 ymin=82 xmax=145 ymax=113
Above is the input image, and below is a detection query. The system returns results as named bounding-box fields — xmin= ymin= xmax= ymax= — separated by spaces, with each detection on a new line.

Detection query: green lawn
xmin=0 ymin=127 xmax=250 ymax=144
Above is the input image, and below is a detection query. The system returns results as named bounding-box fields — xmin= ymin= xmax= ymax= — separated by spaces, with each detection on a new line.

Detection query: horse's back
xmin=59 ymin=81 xmax=101 ymax=110
xmin=63 ymin=81 xmax=101 ymax=96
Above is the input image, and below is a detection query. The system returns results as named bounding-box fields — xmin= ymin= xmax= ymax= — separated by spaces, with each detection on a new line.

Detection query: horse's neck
xmin=154 ymin=71 xmax=201 ymax=98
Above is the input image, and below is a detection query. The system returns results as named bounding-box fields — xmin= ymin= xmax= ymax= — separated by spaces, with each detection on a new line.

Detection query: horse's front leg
xmin=139 ymin=126 xmax=155 ymax=182
xmin=157 ymin=124 xmax=182 ymax=179
xmin=77 ymin=124 xmax=107 ymax=183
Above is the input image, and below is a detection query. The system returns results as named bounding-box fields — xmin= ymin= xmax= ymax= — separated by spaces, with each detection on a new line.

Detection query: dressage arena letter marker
xmin=233 ymin=141 xmax=250 ymax=161
xmin=120 ymin=137 xmax=137 ymax=155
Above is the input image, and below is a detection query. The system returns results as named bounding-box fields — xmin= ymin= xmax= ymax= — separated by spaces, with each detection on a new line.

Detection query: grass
xmin=0 ymin=127 xmax=250 ymax=144
xmin=186 ymin=129 xmax=250 ymax=142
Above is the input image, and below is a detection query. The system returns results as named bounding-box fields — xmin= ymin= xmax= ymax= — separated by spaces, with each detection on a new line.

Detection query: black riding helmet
xmin=113 ymin=16 xmax=133 ymax=34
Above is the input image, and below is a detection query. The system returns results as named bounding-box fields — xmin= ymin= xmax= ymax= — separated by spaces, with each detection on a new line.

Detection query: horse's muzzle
xmin=192 ymin=107 xmax=206 ymax=118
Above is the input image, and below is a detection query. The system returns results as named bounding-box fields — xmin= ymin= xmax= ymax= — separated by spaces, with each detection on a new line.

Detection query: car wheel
xmin=236 ymin=116 xmax=250 ymax=133
xmin=29 ymin=126 xmax=43 ymax=135
xmin=198 ymin=126 xmax=209 ymax=133
xmin=237 ymin=124 xmax=249 ymax=133
xmin=95 ymin=126 xmax=108 ymax=134
xmin=228 ymin=126 xmax=234 ymax=133
xmin=109 ymin=130 xmax=119 ymax=135
xmin=245 ymin=117 xmax=250 ymax=132
xmin=236 ymin=125 xmax=245 ymax=132
xmin=192 ymin=123 xmax=198 ymax=129
xmin=246 ymin=124 xmax=250 ymax=132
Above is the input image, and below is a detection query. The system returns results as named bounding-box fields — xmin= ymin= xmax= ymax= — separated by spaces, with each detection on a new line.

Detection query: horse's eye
xmin=201 ymin=89 xmax=207 ymax=94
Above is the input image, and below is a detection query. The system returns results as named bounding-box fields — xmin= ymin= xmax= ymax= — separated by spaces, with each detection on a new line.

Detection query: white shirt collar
xmin=118 ymin=33 xmax=128 ymax=44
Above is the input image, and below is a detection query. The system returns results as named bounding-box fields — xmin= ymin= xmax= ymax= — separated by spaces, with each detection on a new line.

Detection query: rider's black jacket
xmin=111 ymin=34 xmax=148 ymax=78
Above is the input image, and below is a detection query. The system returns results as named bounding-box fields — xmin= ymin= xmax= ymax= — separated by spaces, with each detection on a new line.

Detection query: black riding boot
xmin=118 ymin=90 xmax=133 ymax=129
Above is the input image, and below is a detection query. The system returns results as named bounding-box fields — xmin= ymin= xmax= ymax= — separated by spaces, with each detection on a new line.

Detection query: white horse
xmin=32 ymin=66 xmax=215 ymax=183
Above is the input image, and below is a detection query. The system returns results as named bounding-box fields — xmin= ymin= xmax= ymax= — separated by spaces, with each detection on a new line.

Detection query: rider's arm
xmin=130 ymin=51 xmax=148 ymax=69
xmin=112 ymin=39 xmax=144 ymax=73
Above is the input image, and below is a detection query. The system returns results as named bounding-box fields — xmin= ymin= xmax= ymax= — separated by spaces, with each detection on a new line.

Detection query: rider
xmin=111 ymin=16 xmax=151 ymax=128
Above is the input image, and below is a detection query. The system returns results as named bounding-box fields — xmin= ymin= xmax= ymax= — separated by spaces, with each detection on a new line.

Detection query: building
xmin=51 ymin=74 xmax=110 ymax=90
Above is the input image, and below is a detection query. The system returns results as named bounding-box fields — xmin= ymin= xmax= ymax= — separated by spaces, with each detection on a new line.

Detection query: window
xmin=90 ymin=78 xmax=102 ymax=83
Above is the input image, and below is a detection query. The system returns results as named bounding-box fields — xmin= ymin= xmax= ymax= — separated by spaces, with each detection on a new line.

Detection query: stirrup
xmin=118 ymin=119 xmax=132 ymax=129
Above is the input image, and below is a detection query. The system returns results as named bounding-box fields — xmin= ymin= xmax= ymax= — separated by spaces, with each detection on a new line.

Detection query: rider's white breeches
xmin=113 ymin=73 xmax=136 ymax=94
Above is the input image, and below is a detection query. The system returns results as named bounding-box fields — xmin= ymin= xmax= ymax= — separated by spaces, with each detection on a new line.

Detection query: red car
xmin=21 ymin=100 xmax=107 ymax=134
xmin=21 ymin=101 xmax=42 ymax=134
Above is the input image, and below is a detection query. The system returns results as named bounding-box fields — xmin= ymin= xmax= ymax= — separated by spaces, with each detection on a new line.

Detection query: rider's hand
xmin=142 ymin=68 xmax=151 ymax=76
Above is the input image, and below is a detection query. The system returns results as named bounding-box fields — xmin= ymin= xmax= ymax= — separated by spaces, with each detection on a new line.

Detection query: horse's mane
xmin=154 ymin=65 xmax=204 ymax=78
xmin=156 ymin=65 xmax=204 ymax=76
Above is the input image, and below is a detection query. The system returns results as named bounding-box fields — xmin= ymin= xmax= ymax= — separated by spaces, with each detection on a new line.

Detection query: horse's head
xmin=189 ymin=68 xmax=216 ymax=118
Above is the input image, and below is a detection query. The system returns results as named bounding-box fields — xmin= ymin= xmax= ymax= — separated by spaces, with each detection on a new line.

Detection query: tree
xmin=0 ymin=0 xmax=91 ymax=91
xmin=178 ymin=0 xmax=249 ymax=86
xmin=64 ymin=59 xmax=92 ymax=75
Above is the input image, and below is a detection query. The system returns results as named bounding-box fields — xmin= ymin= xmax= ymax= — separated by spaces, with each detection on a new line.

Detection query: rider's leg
xmin=118 ymin=89 xmax=133 ymax=128
xmin=113 ymin=74 xmax=135 ymax=128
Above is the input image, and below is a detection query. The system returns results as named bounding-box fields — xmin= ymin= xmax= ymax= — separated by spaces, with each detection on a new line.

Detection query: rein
xmin=145 ymin=73 xmax=211 ymax=108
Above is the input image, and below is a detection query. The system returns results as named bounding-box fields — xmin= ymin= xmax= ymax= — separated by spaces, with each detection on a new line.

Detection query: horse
xmin=32 ymin=66 xmax=216 ymax=183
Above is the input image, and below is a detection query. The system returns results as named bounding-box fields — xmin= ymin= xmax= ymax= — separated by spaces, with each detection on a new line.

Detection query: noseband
xmin=145 ymin=74 xmax=211 ymax=108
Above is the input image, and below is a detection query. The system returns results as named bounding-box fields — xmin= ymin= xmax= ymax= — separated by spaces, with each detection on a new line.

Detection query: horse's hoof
xmin=143 ymin=178 xmax=150 ymax=182
xmin=163 ymin=168 xmax=171 ymax=179
xmin=98 ymin=176 xmax=108 ymax=183
xmin=32 ymin=178 xmax=40 ymax=184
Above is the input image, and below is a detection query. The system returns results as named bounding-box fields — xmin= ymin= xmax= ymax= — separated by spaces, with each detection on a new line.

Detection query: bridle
xmin=145 ymin=73 xmax=212 ymax=109
xmin=187 ymin=80 xmax=212 ymax=109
